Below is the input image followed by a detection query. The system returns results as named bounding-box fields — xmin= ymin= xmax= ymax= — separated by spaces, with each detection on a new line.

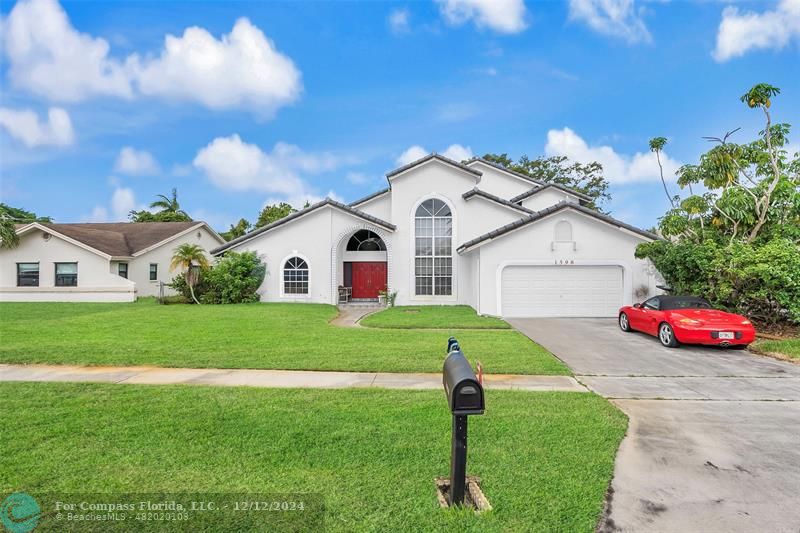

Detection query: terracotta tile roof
xmin=36 ymin=222 xmax=202 ymax=256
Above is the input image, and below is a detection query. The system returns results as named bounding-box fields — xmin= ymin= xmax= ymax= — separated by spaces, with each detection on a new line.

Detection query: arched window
xmin=554 ymin=220 xmax=573 ymax=242
xmin=283 ymin=257 xmax=309 ymax=295
xmin=415 ymin=198 xmax=452 ymax=296
xmin=346 ymin=230 xmax=386 ymax=251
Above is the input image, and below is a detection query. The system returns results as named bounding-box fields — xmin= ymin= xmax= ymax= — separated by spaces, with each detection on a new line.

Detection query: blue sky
xmin=1 ymin=0 xmax=798 ymax=231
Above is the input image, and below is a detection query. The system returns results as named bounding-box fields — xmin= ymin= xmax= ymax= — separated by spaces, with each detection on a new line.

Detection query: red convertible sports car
xmin=619 ymin=295 xmax=755 ymax=348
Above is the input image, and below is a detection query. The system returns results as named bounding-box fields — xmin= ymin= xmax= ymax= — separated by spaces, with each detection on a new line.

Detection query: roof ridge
xmin=462 ymin=188 xmax=534 ymax=215
xmin=349 ymin=187 xmax=390 ymax=207
xmin=509 ymin=184 xmax=593 ymax=203
xmin=386 ymin=153 xmax=482 ymax=179
xmin=457 ymin=201 xmax=658 ymax=252
xmin=211 ymin=199 xmax=396 ymax=255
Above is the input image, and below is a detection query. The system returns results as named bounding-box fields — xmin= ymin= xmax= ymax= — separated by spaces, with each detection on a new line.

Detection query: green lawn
xmin=0 ymin=301 xmax=567 ymax=375
xmin=362 ymin=305 xmax=510 ymax=329
xmin=754 ymin=338 xmax=800 ymax=360
xmin=0 ymin=382 xmax=626 ymax=532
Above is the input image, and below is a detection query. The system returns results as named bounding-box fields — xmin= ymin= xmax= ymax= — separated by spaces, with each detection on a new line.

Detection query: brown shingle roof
xmin=37 ymin=222 xmax=202 ymax=256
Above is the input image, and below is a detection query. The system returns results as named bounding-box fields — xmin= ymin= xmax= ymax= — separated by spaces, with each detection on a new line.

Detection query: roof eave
xmin=211 ymin=200 xmax=395 ymax=255
xmin=386 ymin=153 xmax=482 ymax=181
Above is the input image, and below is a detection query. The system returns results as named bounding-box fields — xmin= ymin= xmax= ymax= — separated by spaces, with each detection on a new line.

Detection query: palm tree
xmin=150 ymin=188 xmax=190 ymax=219
xmin=170 ymin=243 xmax=210 ymax=304
xmin=0 ymin=212 xmax=19 ymax=248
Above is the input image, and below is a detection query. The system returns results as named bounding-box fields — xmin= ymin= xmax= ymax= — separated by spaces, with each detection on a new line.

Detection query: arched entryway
xmin=343 ymin=229 xmax=388 ymax=299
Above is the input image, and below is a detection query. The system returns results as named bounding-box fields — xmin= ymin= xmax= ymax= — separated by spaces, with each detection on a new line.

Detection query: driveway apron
xmin=509 ymin=318 xmax=800 ymax=533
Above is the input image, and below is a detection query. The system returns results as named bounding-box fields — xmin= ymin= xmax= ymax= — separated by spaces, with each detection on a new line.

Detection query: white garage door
xmin=501 ymin=265 xmax=623 ymax=317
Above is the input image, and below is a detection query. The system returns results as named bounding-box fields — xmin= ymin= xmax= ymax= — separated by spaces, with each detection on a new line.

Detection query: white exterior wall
xmin=473 ymin=209 xmax=658 ymax=316
xmin=0 ymin=229 xmax=135 ymax=302
xmin=352 ymin=192 xmax=391 ymax=221
xmin=520 ymin=189 xmax=581 ymax=211
xmin=388 ymin=160 xmax=522 ymax=306
xmin=230 ymin=207 xmax=394 ymax=304
xmin=466 ymin=161 xmax=534 ymax=200
xmin=127 ymin=226 xmax=221 ymax=297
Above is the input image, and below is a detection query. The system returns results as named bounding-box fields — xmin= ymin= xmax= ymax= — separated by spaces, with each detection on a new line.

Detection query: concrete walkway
xmin=328 ymin=305 xmax=383 ymax=327
xmin=0 ymin=363 xmax=586 ymax=392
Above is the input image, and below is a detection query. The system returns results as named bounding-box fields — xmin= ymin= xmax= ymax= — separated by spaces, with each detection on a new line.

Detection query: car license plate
xmin=719 ymin=332 xmax=735 ymax=339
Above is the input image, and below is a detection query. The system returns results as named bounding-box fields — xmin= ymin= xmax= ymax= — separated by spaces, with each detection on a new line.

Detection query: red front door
xmin=351 ymin=262 xmax=387 ymax=299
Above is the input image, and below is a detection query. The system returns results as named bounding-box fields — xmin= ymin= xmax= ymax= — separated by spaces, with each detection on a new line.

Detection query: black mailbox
xmin=441 ymin=337 xmax=485 ymax=507
xmin=443 ymin=351 xmax=485 ymax=415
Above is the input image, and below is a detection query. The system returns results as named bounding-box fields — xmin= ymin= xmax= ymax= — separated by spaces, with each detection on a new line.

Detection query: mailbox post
xmin=442 ymin=337 xmax=485 ymax=506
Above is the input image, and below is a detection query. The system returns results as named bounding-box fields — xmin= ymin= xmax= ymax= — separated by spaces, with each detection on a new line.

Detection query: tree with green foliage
xmin=170 ymin=243 xmax=210 ymax=305
xmin=482 ymin=153 xmax=611 ymax=211
xmin=0 ymin=204 xmax=52 ymax=249
xmin=221 ymin=218 xmax=252 ymax=241
xmin=649 ymin=136 xmax=676 ymax=208
xmin=199 ymin=251 xmax=266 ymax=304
xmin=129 ymin=188 xmax=192 ymax=222
xmin=256 ymin=202 xmax=296 ymax=228
xmin=636 ymin=83 xmax=800 ymax=325
xmin=170 ymin=251 xmax=265 ymax=304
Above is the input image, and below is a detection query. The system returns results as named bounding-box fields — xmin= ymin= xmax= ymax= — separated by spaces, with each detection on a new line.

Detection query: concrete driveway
xmin=509 ymin=318 xmax=800 ymax=533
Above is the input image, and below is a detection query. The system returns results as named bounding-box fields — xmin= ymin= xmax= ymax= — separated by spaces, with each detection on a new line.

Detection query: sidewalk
xmin=0 ymin=363 xmax=586 ymax=392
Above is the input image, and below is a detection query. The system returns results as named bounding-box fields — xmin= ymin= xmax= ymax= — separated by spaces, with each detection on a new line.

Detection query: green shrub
xmin=168 ymin=269 xmax=210 ymax=302
xmin=199 ymin=251 xmax=266 ymax=304
xmin=637 ymin=237 xmax=800 ymax=325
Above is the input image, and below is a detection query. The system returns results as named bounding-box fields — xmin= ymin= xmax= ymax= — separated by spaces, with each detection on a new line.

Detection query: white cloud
xmin=132 ymin=18 xmax=302 ymax=113
xmin=0 ymin=107 xmax=74 ymax=147
xmin=193 ymin=135 xmax=341 ymax=206
xmin=396 ymin=145 xmax=429 ymax=166
xmin=346 ymin=172 xmax=371 ymax=185
xmin=3 ymin=0 xmax=134 ymax=101
xmin=84 ymin=206 xmax=109 ymax=223
xmin=84 ymin=185 xmax=139 ymax=222
xmin=388 ymin=8 xmax=411 ymax=34
xmin=111 ymin=187 xmax=137 ymax=219
xmin=544 ymin=127 xmax=681 ymax=184
xmin=2 ymin=0 xmax=301 ymax=114
xmin=114 ymin=147 xmax=160 ymax=176
xmin=436 ymin=0 xmax=527 ymax=34
xmin=712 ymin=0 xmax=800 ymax=62
xmin=568 ymin=0 xmax=652 ymax=44
xmin=396 ymin=143 xmax=474 ymax=166
xmin=442 ymin=144 xmax=474 ymax=162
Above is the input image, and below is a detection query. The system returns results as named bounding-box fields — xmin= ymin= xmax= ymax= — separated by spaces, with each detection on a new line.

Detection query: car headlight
xmin=741 ymin=319 xmax=751 ymax=325
xmin=678 ymin=318 xmax=702 ymax=325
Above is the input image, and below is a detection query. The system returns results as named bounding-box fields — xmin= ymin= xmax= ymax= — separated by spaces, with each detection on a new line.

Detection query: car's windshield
xmin=661 ymin=298 xmax=712 ymax=310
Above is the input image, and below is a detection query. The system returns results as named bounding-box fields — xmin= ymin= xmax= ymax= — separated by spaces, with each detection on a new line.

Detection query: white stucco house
xmin=0 ymin=221 xmax=224 ymax=302
xmin=213 ymin=154 xmax=662 ymax=317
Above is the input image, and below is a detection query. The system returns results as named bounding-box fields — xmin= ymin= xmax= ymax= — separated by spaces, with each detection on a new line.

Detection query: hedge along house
xmin=0 ymin=221 xmax=224 ymax=302
xmin=213 ymin=153 xmax=663 ymax=318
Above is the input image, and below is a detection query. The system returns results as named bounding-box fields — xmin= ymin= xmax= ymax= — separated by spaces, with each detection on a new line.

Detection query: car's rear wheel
xmin=658 ymin=322 xmax=679 ymax=348
xmin=619 ymin=312 xmax=632 ymax=332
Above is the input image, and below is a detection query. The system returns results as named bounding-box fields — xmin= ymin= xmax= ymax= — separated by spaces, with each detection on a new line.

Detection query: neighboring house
xmin=0 ymin=221 xmax=224 ymax=302
xmin=213 ymin=153 xmax=662 ymax=318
